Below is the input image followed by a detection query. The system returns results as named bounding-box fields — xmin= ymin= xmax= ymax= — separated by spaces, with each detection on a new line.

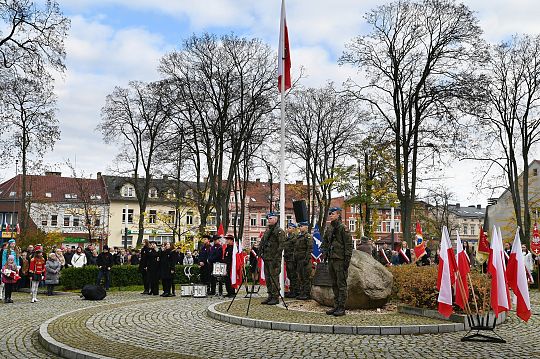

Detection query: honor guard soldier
xmin=259 ymin=212 xmax=285 ymax=305
xmin=295 ymin=221 xmax=312 ymax=300
xmin=321 ymin=207 xmax=352 ymax=316
xmin=223 ymin=234 xmax=235 ymax=297
xmin=284 ymin=222 xmax=298 ymax=298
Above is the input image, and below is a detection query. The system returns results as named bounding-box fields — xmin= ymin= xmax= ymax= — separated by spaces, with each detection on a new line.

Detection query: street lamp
xmin=124 ymin=204 xmax=128 ymax=249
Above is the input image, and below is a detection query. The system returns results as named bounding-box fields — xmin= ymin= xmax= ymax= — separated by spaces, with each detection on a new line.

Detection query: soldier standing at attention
xmin=321 ymin=207 xmax=352 ymax=316
xmin=259 ymin=212 xmax=285 ymax=305
xmin=284 ymin=222 xmax=298 ymax=298
xmin=295 ymin=221 xmax=312 ymax=300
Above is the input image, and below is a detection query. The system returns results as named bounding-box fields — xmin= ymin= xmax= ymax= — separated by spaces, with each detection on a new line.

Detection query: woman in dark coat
xmin=146 ymin=242 xmax=160 ymax=295
xmin=159 ymin=242 xmax=176 ymax=297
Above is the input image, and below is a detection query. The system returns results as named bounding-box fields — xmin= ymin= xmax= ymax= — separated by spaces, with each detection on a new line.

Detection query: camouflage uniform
xmin=259 ymin=223 xmax=285 ymax=302
xmin=284 ymin=231 xmax=298 ymax=297
xmin=294 ymin=230 xmax=312 ymax=299
xmin=321 ymin=218 xmax=352 ymax=312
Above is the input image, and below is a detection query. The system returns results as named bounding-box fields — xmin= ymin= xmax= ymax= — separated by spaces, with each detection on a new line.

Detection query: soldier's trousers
xmin=285 ymin=258 xmax=297 ymax=294
xmin=296 ymin=259 xmax=311 ymax=296
xmin=328 ymin=259 xmax=348 ymax=308
xmin=264 ymin=260 xmax=281 ymax=299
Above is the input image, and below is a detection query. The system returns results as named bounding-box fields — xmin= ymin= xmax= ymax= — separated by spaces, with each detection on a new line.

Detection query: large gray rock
xmin=311 ymin=250 xmax=393 ymax=309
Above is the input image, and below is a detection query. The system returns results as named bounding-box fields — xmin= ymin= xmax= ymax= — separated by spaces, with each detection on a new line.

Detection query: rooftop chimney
xmin=256 ymin=178 xmax=260 ymax=182
xmin=45 ymin=171 xmax=61 ymax=177
xmin=96 ymin=172 xmax=102 ymax=178
xmin=296 ymin=180 xmax=303 ymax=185
xmin=162 ymin=175 xmax=168 ymax=180
xmin=456 ymin=203 xmax=460 ymax=208
xmin=477 ymin=204 xmax=481 ymax=209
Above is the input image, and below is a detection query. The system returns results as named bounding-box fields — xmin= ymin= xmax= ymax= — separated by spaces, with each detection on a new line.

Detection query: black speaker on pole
xmin=293 ymin=200 xmax=308 ymax=223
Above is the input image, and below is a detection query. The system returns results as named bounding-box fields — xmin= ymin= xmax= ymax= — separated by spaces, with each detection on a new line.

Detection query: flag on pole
xmin=455 ymin=231 xmax=470 ymax=311
xmin=231 ymin=239 xmax=239 ymax=289
xmin=437 ymin=226 xmax=456 ymax=317
xmin=507 ymin=228 xmax=531 ymax=322
xmin=258 ymin=257 xmax=266 ymax=286
xmin=414 ymin=222 xmax=426 ymax=260
xmin=488 ymin=225 xmax=511 ymax=317
xmin=16 ymin=223 xmax=20 ymax=234
xmin=478 ymin=226 xmax=490 ymax=254
xmin=217 ymin=223 xmax=224 ymax=237
xmin=531 ymin=223 xmax=540 ymax=256
xmin=311 ymin=224 xmax=322 ymax=262
xmin=278 ymin=0 xmax=291 ymax=93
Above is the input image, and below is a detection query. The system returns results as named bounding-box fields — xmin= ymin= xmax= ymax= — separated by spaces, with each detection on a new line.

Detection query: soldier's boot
xmin=285 ymin=292 xmax=295 ymax=298
xmin=261 ymin=297 xmax=272 ymax=305
xmin=325 ymin=307 xmax=337 ymax=315
xmin=333 ymin=306 xmax=346 ymax=317
xmin=267 ymin=297 xmax=279 ymax=305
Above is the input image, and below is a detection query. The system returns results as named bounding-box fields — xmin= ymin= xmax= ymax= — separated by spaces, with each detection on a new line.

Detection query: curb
xmin=206 ymin=301 xmax=466 ymax=335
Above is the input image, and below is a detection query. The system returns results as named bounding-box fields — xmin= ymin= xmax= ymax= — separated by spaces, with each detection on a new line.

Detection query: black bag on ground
xmin=81 ymin=284 xmax=107 ymax=300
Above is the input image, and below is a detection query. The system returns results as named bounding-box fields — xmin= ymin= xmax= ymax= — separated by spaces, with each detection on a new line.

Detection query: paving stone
xmin=356 ymin=326 xmax=380 ymax=335
xmin=333 ymin=325 xmax=355 ymax=334
xmin=400 ymin=326 xmax=420 ymax=335
xmin=380 ymin=326 xmax=401 ymax=335
xmin=418 ymin=324 xmax=439 ymax=334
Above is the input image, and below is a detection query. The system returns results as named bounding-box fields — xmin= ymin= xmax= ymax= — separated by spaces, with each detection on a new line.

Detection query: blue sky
xmin=4 ymin=0 xmax=540 ymax=205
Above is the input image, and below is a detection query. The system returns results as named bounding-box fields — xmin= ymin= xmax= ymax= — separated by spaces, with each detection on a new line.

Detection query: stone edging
xmin=207 ymin=302 xmax=465 ymax=335
xmin=38 ymin=307 xmax=113 ymax=359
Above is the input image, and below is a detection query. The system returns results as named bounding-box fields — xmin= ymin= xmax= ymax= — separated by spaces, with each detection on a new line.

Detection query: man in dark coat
xmin=398 ymin=241 xmax=412 ymax=265
xmin=208 ymin=236 xmax=222 ymax=295
xmin=146 ymin=241 xmax=160 ymax=295
xmin=96 ymin=245 xmax=114 ymax=290
xmin=159 ymin=242 xmax=176 ymax=297
xmin=198 ymin=235 xmax=212 ymax=292
xmin=138 ymin=240 xmax=151 ymax=294
xmin=222 ymin=234 xmax=235 ymax=297
xmin=321 ymin=207 xmax=352 ymax=316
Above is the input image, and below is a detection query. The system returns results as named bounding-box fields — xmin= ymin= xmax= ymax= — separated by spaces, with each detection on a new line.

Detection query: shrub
xmin=60 ymin=264 xmax=201 ymax=290
xmin=388 ymin=265 xmax=491 ymax=312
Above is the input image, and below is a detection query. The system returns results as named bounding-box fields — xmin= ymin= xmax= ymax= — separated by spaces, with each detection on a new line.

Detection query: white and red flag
xmin=506 ymin=229 xmax=531 ymax=322
xmin=454 ymin=231 xmax=470 ymax=311
xmin=278 ymin=0 xmax=291 ymax=93
xmin=437 ymin=226 xmax=456 ymax=318
xmin=231 ymin=239 xmax=239 ymax=289
xmin=258 ymin=257 xmax=266 ymax=286
xmin=531 ymin=223 xmax=540 ymax=256
xmin=488 ymin=226 xmax=511 ymax=317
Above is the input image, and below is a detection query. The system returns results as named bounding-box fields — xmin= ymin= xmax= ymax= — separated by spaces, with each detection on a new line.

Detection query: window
xmin=463 ymin=224 xmax=468 ymax=235
xmin=51 ymin=215 xmax=58 ymax=226
xmin=186 ymin=211 xmax=193 ymax=225
xmin=63 ymin=216 xmax=70 ymax=227
xmin=286 ymin=215 xmax=293 ymax=224
xmin=148 ymin=210 xmax=157 ymax=224
xmin=394 ymin=221 xmax=401 ymax=233
xmin=167 ymin=189 xmax=176 ymax=199
xmin=41 ymin=215 xmax=48 ymax=226
xmin=168 ymin=211 xmax=175 ymax=224
xmin=26 ymin=191 xmax=32 ymax=197
xmin=73 ymin=216 xmax=80 ymax=227
xmin=122 ymin=184 xmax=135 ymax=197
xmin=45 ymin=192 xmax=52 ymax=198
xmin=207 ymin=215 xmax=216 ymax=226
xmin=377 ymin=222 xmax=382 ymax=233
xmin=261 ymin=218 xmax=267 ymax=226
xmin=250 ymin=237 xmax=258 ymax=247
xmin=9 ymin=191 xmax=16 ymax=197
xmin=122 ymin=236 xmax=133 ymax=247
xmin=148 ymin=235 xmax=172 ymax=245
xmin=470 ymin=225 xmax=475 ymax=236
xmin=349 ymin=219 xmax=356 ymax=232
xmin=90 ymin=194 xmax=101 ymax=200
xmin=149 ymin=188 xmax=158 ymax=198
xmin=534 ymin=168 xmax=538 ymax=176
xmin=250 ymin=214 xmax=257 ymax=226
xmin=122 ymin=209 xmax=134 ymax=224
xmin=94 ymin=217 xmax=101 ymax=227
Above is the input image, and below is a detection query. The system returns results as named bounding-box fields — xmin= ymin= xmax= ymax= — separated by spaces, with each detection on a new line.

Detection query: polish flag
xmin=454 ymin=231 xmax=470 ymax=311
xmin=231 ymin=239 xmax=239 ymax=289
xmin=507 ymin=229 xmax=531 ymax=322
xmin=437 ymin=226 xmax=456 ymax=317
xmin=488 ymin=226 xmax=511 ymax=317
xmin=258 ymin=257 xmax=266 ymax=286
xmin=414 ymin=222 xmax=426 ymax=260
xmin=278 ymin=0 xmax=291 ymax=93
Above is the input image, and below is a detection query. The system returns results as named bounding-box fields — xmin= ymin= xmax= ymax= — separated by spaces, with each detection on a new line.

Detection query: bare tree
xmin=466 ymin=34 xmax=540 ymax=245
xmin=0 ymin=73 xmax=59 ymax=238
xmin=286 ymin=83 xmax=360 ymax=235
xmin=340 ymin=0 xmax=486 ymax=245
xmin=0 ymin=0 xmax=69 ymax=73
xmin=99 ymin=81 xmax=173 ymax=246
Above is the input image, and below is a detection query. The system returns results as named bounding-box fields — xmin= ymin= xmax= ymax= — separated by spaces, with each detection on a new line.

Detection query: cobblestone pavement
xmin=3 ymin=289 xmax=540 ymax=359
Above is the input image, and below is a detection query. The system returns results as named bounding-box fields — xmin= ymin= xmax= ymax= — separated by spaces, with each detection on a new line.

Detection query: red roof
xmin=241 ymin=180 xmax=308 ymax=211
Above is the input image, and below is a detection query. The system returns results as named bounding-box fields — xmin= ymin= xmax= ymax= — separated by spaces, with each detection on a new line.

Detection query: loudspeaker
xmin=293 ymin=200 xmax=308 ymax=223
xmin=81 ymin=284 xmax=107 ymax=301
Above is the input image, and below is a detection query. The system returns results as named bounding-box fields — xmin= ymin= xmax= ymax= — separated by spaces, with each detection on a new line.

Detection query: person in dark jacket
xmin=198 ymin=235 xmax=212 ymax=292
xmin=146 ymin=242 xmax=160 ymax=295
xmin=159 ymin=242 xmax=176 ymax=297
xmin=139 ymin=240 xmax=150 ymax=294
xmin=222 ymin=234 xmax=235 ymax=297
xmin=96 ymin=245 xmax=114 ymax=290
xmin=208 ymin=236 xmax=223 ymax=296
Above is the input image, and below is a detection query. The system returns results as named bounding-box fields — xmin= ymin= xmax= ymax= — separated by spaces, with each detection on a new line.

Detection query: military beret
xmin=225 ymin=234 xmax=234 ymax=240
xmin=287 ymin=222 xmax=297 ymax=228
xmin=328 ymin=207 xmax=342 ymax=214
xmin=298 ymin=221 xmax=309 ymax=227
xmin=266 ymin=212 xmax=279 ymax=219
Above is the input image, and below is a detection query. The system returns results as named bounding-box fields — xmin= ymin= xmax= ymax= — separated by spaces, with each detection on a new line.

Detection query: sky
xmin=3 ymin=0 xmax=540 ymax=206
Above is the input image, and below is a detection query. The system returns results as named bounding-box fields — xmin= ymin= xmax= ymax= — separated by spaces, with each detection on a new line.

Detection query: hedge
xmin=60 ymin=264 xmax=200 ymax=290
xmin=388 ymin=265 xmax=491 ymax=312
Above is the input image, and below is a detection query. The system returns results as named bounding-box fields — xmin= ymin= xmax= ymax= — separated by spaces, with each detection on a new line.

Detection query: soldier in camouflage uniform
xmin=295 ymin=221 xmax=312 ymax=300
xmin=284 ymin=223 xmax=298 ymax=298
xmin=321 ymin=207 xmax=352 ymax=316
xmin=259 ymin=212 xmax=285 ymax=305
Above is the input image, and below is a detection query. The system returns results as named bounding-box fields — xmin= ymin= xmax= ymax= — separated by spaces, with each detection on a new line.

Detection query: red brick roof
xmin=0 ymin=174 xmax=108 ymax=204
